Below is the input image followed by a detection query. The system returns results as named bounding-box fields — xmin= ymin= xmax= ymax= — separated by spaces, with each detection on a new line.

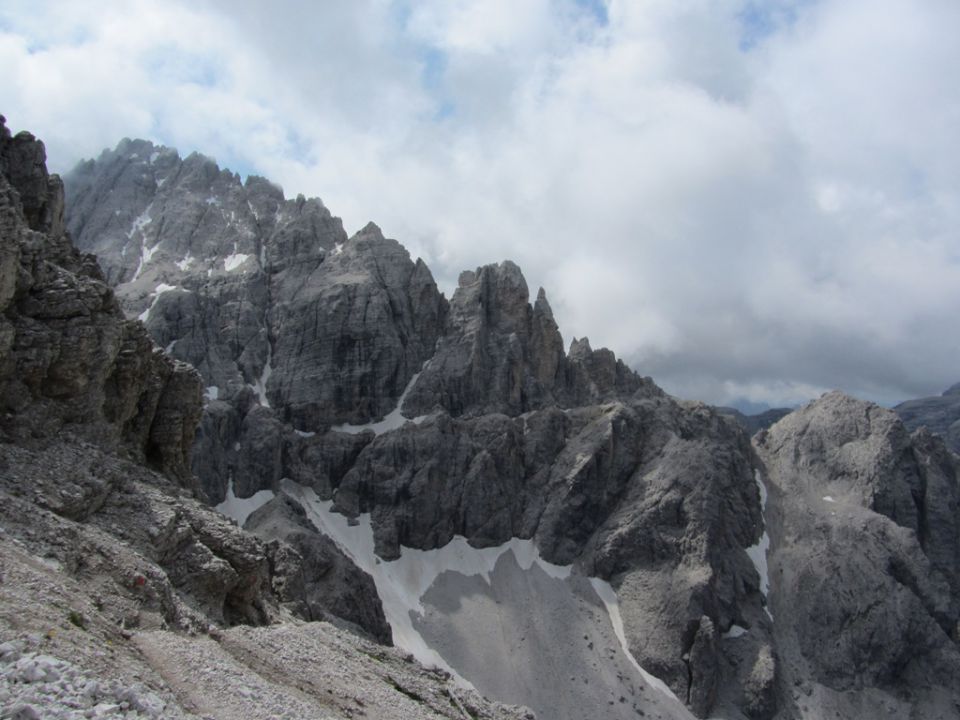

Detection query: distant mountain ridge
xmin=895 ymin=383 xmax=960 ymax=456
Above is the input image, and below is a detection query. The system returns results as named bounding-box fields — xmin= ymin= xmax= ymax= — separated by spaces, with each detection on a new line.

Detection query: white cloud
xmin=2 ymin=0 xmax=958 ymax=408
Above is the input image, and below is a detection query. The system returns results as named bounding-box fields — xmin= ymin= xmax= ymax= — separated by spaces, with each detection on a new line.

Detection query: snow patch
xmin=333 ymin=242 xmax=344 ymax=256
xmin=567 ymin=452 xmax=592 ymax=480
xmin=294 ymin=430 xmax=315 ymax=438
xmin=590 ymin=578 xmax=685 ymax=705
xmin=282 ymin=478 xmax=682 ymax=709
xmin=164 ymin=340 xmax=176 ymax=354
xmin=746 ymin=469 xmax=773 ymax=620
xmin=224 ymin=253 xmax=251 ymax=272
xmin=127 ymin=206 xmax=153 ymax=243
xmin=284 ymin=480 xmax=573 ymax=684
xmin=175 ymin=255 xmax=195 ymax=271
xmin=204 ymin=386 xmax=219 ymax=401
xmin=215 ymin=481 xmax=275 ymax=527
xmin=723 ymin=624 xmax=749 ymax=639
xmin=250 ymin=344 xmax=273 ymax=407
xmin=137 ymin=283 xmax=179 ymax=323
xmin=822 ymin=495 xmax=835 ymax=503
xmin=149 ymin=150 xmax=160 ymax=163
xmin=128 ymin=206 xmax=157 ymax=282
xmin=332 ymin=370 xmax=430 ymax=435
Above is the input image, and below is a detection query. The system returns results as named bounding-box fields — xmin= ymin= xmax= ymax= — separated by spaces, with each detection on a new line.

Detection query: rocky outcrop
xmin=895 ymin=383 xmax=960 ymax=456
xmin=329 ymin=392 xmax=766 ymax=710
xmin=0 ymin=117 xmax=201 ymax=484
xmin=402 ymin=262 xmax=650 ymax=418
xmin=246 ymin=492 xmax=392 ymax=643
xmin=66 ymin=144 xmax=447 ymax=502
xmin=754 ymin=391 xmax=960 ymax=717
xmin=0 ymin=115 xmax=290 ymax=629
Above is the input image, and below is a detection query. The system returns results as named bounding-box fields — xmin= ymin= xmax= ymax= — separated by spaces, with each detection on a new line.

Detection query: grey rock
xmin=687 ymin=616 xmax=719 ymax=717
xmin=754 ymin=391 xmax=960 ymax=713
xmin=716 ymin=406 xmax=792 ymax=436
xmin=895 ymin=383 xmax=960 ymax=456
xmin=332 ymin=394 xmax=765 ymax=714
xmin=63 ymin=138 xmax=771 ymax=718
xmin=0 ymin=120 xmax=537 ymax=720
xmin=63 ymin=133 xmax=960 ymax=720
xmin=246 ymin=491 xmax=392 ymax=643
xmin=402 ymin=262 xmax=651 ymax=418
xmin=0 ymin=117 xmax=202 ymax=485
xmin=65 ymin=146 xmax=447 ymax=501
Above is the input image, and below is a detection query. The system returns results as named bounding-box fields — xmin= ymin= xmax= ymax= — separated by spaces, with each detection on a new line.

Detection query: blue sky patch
xmin=737 ymin=1 xmax=816 ymax=51
xmin=573 ymin=0 xmax=609 ymax=27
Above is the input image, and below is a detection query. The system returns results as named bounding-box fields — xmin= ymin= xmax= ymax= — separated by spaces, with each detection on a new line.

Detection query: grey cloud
xmin=2 ymin=0 xmax=958 ymax=408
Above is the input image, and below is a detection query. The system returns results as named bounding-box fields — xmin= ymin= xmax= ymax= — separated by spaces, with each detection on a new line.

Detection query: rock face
xmin=895 ymin=383 xmax=960 ymax=456
xmin=66 ymin=143 xmax=447 ymax=502
xmin=1 ymin=117 xmax=531 ymax=720
xmin=61 ymin=135 xmax=960 ymax=720
xmin=0 ymin=115 xmax=280 ymax=630
xmin=754 ymin=391 xmax=960 ymax=718
xmin=0 ymin=118 xmax=201 ymax=485
xmin=402 ymin=263 xmax=648 ymax=418
xmin=246 ymin=492 xmax=392 ymax=644
xmin=0 ymin=116 xmax=392 ymax=640
xmin=64 ymin=139 xmax=770 ymax=718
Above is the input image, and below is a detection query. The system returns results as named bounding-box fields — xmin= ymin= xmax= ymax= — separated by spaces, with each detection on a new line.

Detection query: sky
xmin=2 ymin=0 xmax=959 ymax=409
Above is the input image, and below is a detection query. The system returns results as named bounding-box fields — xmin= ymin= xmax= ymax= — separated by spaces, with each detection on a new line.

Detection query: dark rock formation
xmin=895 ymin=383 xmax=960 ymax=456
xmin=0 ymin=118 xmax=536 ymax=720
xmin=0 ymin=117 xmax=201 ymax=485
xmin=246 ymin=491 xmax=392 ymax=643
xmin=0 ymin=116 xmax=392 ymax=640
xmin=0 ymin=115 xmax=278 ymax=629
xmin=66 ymin=143 xmax=447 ymax=502
xmin=716 ymin=406 xmax=792 ymax=436
xmin=402 ymin=262 xmax=649 ymax=418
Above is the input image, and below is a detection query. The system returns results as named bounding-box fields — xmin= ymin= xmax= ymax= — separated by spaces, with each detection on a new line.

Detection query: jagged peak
xmin=356 ymin=220 xmax=384 ymax=238
xmin=533 ymin=287 xmax=555 ymax=321
xmin=569 ymin=336 xmax=592 ymax=360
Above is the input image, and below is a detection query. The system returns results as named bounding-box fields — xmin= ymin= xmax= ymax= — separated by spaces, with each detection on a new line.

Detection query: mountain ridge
xmin=1 ymin=122 xmax=957 ymax=719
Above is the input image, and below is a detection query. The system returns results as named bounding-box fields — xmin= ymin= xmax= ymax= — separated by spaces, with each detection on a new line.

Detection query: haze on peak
xmin=2 ymin=0 xmax=958 ymax=408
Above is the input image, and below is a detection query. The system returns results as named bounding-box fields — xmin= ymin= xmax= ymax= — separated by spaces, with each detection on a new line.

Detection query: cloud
xmin=1 ymin=0 xmax=958 ymax=408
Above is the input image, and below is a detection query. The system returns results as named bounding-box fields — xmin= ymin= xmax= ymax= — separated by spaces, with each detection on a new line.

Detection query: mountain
xmin=1 ymin=121 xmax=957 ymax=719
xmin=0 ymin=116 xmax=531 ymax=720
xmin=64 ymin=138 xmax=769 ymax=719
xmin=895 ymin=383 xmax=960 ymax=456
xmin=716 ymin=406 xmax=792 ymax=436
